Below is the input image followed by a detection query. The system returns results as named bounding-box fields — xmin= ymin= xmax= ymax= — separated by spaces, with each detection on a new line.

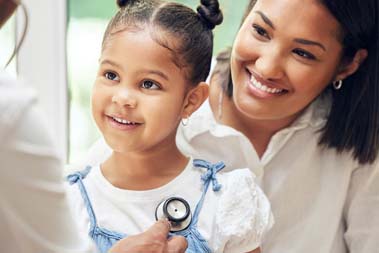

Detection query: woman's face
xmin=231 ymin=0 xmax=344 ymax=124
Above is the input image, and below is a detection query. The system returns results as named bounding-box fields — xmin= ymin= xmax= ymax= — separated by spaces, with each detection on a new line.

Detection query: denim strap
xmin=67 ymin=166 xmax=98 ymax=236
xmin=191 ymin=159 xmax=225 ymax=227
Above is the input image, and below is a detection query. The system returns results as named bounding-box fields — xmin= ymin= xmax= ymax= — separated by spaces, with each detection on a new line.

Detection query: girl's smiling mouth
xmin=106 ymin=115 xmax=142 ymax=130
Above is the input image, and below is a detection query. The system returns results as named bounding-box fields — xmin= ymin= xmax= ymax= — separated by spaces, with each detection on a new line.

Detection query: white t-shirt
xmin=0 ymin=71 xmax=94 ymax=253
xmin=66 ymin=158 xmax=273 ymax=253
xmin=82 ymin=94 xmax=379 ymax=253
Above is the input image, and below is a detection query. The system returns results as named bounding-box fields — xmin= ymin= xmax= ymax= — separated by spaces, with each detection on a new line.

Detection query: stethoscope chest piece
xmin=155 ymin=197 xmax=192 ymax=232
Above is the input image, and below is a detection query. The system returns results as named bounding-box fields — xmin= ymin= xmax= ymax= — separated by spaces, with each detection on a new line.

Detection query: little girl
xmin=67 ymin=0 xmax=273 ymax=252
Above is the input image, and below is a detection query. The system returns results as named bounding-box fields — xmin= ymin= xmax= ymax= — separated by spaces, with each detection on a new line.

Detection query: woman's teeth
xmin=112 ymin=116 xmax=137 ymax=125
xmin=250 ymin=76 xmax=283 ymax=94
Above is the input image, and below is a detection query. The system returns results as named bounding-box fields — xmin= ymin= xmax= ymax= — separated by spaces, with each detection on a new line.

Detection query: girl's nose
xmin=111 ymin=88 xmax=137 ymax=108
xmin=254 ymin=50 xmax=285 ymax=81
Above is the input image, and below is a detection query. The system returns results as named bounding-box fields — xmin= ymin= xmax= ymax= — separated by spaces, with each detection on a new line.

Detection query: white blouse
xmin=176 ymin=96 xmax=379 ymax=253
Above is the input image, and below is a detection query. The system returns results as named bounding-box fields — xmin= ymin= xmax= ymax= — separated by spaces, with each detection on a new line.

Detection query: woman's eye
xmin=293 ymin=49 xmax=316 ymax=60
xmin=141 ymin=80 xmax=160 ymax=90
xmin=104 ymin=72 xmax=119 ymax=81
xmin=252 ymin=24 xmax=269 ymax=39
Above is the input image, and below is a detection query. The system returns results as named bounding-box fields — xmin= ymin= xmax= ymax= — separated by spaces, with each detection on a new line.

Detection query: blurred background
xmin=1 ymin=0 xmax=249 ymax=163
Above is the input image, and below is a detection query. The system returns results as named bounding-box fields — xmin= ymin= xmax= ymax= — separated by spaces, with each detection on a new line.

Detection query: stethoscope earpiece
xmin=155 ymin=197 xmax=192 ymax=232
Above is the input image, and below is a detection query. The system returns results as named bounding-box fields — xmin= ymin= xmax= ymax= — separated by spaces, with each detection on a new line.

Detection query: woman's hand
xmin=108 ymin=220 xmax=188 ymax=253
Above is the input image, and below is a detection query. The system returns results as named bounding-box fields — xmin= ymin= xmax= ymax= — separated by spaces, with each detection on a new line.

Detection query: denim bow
xmin=193 ymin=159 xmax=225 ymax=192
xmin=67 ymin=166 xmax=92 ymax=184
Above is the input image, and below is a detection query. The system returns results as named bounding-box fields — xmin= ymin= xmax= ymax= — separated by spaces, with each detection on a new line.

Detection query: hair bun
xmin=197 ymin=0 xmax=223 ymax=30
xmin=117 ymin=0 xmax=133 ymax=8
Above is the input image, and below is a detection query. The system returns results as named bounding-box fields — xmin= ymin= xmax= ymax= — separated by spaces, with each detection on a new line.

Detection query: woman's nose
xmin=111 ymin=88 xmax=137 ymax=108
xmin=254 ymin=50 xmax=285 ymax=80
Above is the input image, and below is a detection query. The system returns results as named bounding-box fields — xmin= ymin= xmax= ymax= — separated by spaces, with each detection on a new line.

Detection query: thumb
xmin=146 ymin=219 xmax=171 ymax=240
xmin=166 ymin=236 xmax=188 ymax=253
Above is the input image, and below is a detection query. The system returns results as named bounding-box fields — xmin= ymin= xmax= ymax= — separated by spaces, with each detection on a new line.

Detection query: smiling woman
xmin=197 ymin=0 xmax=379 ymax=252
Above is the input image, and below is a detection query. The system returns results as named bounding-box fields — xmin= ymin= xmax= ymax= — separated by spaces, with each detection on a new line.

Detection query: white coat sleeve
xmin=0 ymin=104 xmax=95 ymax=253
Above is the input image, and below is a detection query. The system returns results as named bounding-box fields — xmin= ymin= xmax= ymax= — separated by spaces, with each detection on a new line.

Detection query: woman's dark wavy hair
xmin=216 ymin=0 xmax=379 ymax=164
xmin=102 ymin=0 xmax=223 ymax=85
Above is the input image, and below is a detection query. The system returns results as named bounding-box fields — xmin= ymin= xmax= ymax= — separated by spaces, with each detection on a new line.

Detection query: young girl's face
xmin=231 ymin=0 xmax=347 ymax=125
xmin=92 ymin=29 xmax=189 ymax=154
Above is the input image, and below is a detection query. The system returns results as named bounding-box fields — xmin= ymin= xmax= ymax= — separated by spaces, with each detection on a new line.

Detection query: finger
xmin=166 ymin=236 xmax=188 ymax=253
xmin=146 ymin=219 xmax=171 ymax=240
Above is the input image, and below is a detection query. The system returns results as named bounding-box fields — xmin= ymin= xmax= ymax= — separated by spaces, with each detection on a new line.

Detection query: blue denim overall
xmin=67 ymin=159 xmax=225 ymax=253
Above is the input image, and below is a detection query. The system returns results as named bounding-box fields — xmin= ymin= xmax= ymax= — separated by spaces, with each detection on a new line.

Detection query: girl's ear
xmin=181 ymin=82 xmax=209 ymax=118
xmin=334 ymin=49 xmax=368 ymax=81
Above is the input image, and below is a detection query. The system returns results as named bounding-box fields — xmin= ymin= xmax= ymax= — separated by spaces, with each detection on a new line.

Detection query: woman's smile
xmin=245 ymin=68 xmax=288 ymax=99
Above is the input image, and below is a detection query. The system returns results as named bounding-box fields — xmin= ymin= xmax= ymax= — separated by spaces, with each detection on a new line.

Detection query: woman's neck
xmin=101 ymin=140 xmax=189 ymax=191
xmin=218 ymin=96 xmax=296 ymax=158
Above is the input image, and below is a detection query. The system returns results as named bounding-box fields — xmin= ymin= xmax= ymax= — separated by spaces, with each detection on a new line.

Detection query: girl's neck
xmin=219 ymin=96 xmax=296 ymax=158
xmin=101 ymin=141 xmax=189 ymax=191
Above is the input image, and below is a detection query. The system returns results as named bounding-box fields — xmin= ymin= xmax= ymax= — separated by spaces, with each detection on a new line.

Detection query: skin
xmin=0 ymin=3 xmax=188 ymax=251
xmin=93 ymin=28 xmax=208 ymax=190
xmin=108 ymin=220 xmax=188 ymax=253
xmin=213 ymin=0 xmax=367 ymax=157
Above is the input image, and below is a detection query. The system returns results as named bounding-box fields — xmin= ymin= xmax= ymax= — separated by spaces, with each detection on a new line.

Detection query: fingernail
xmin=161 ymin=218 xmax=171 ymax=230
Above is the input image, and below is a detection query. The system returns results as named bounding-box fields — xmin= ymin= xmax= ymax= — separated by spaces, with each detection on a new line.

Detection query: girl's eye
xmin=293 ymin=49 xmax=316 ymax=60
xmin=104 ymin=72 xmax=119 ymax=81
xmin=141 ymin=80 xmax=160 ymax=90
xmin=252 ymin=24 xmax=269 ymax=39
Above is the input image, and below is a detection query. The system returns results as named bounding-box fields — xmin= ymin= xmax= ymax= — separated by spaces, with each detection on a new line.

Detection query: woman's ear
xmin=181 ymin=82 xmax=209 ymax=118
xmin=334 ymin=49 xmax=368 ymax=81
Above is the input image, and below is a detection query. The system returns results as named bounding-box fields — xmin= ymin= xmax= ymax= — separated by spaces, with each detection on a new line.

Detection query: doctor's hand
xmin=108 ymin=219 xmax=188 ymax=253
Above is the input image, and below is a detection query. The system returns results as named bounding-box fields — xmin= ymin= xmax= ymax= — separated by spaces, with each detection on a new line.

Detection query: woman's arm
xmin=343 ymin=162 xmax=379 ymax=252
xmin=246 ymin=248 xmax=261 ymax=253
xmin=109 ymin=220 xmax=187 ymax=253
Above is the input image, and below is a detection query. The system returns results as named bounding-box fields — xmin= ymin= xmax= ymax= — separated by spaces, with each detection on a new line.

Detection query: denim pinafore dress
xmin=67 ymin=159 xmax=225 ymax=253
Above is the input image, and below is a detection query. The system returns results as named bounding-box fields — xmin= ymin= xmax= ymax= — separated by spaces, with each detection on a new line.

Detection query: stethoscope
xmin=155 ymin=197 xmax=192 ymax=232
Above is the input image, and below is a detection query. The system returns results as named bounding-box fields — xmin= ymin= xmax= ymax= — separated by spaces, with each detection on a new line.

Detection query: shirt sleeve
xmin=343 ymin=161 xmax=379 ymax=252
xmin=213 ymin=169 xmax=274 ymax=253
xmin=0 ymin=104 xmax=95 ymax=253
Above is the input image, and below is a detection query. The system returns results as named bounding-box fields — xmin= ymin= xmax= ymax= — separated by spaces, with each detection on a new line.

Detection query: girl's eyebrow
xmin=136 ymin=69 xmax=169 ymax=81
xmin=100 ymin=59 xmax=169 ymax=81
xmin=100 ymin=59 xmax=122 ymax=69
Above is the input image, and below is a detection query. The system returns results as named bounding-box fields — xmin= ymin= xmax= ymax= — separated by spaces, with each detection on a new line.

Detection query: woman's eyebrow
xmin=254 ymin=11 xmax=326 ymax=51
xmin=294 ymin=38 xmax=326 ymax=51
xmin=254 ymin=11 xmax=275 ymax=30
